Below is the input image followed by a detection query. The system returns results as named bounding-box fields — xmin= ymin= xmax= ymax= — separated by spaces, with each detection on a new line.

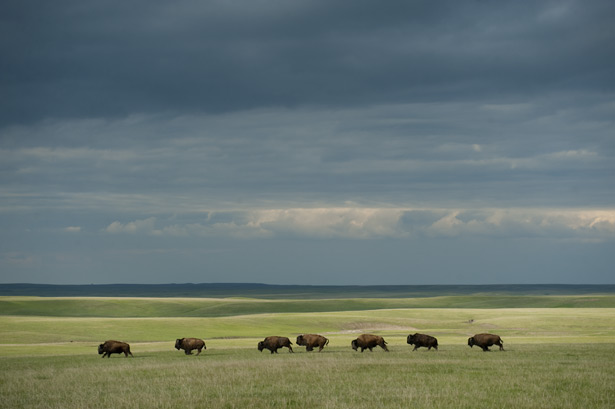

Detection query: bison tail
xmin=325 ymin=338 xmax=330 ymax=346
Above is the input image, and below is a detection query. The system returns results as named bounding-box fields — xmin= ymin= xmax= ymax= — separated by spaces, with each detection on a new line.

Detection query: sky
xmin=1 ymin=0 xmax=614 ymax=285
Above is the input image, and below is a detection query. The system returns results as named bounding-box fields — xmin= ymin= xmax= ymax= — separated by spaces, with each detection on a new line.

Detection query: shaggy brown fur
xmin=351 ymin=334 xmax=389 ymax=352
xmin=175 ymin=338 xmax=206 ymax=355
xmin=98 ymin=340 xmax=133 ymax=358
xmin=258 ymin=336 xmax=294 ymax=354
xmin=468 ymin=333 xmax=504 ymax=351
xmin=407 ymin=333 xmax=439 ymax=351
xmin=296 ymin=334 xmax=329 ymax=352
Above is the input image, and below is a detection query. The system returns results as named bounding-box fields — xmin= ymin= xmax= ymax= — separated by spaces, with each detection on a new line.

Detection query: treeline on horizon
xmin=1 ymin=283 xmax=614 ymax=298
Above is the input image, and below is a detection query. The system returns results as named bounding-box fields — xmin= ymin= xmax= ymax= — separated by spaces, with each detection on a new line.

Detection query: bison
xmin=351 ymin=334 xmax=389 ymax=352
xmin=258 ymin=336 xmax=294 ymax=354
xmin=296 ymin=334 xmax=329 ymax=352
xmin=98 ymin=340 xmax=133 ymax=358
xmin=406 ymin=333 xmax=438 ymax=351
xmin=175 ymin=337 xmax=206 ymax=355
xmin=468 ymin=333 xmax=504 ymax=351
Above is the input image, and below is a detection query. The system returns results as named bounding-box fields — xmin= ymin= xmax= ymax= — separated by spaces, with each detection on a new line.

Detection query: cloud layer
xmin=1 ymin=0 xmax=613 ymax=284
xmin=2 ymin=103 xmax=613 ymax=214
xmin=101 ymin=208 xmax=615 ymax=241
xmin=2 ymin=0 xmax=613 ymax=125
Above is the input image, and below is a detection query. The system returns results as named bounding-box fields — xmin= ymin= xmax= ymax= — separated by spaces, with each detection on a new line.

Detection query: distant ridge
xmin=1 ymin=283 xmax=614 ymax=298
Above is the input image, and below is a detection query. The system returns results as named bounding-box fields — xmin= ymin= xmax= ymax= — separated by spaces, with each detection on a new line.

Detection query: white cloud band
xmin=103 ymin=207 xmax=615 ymax=241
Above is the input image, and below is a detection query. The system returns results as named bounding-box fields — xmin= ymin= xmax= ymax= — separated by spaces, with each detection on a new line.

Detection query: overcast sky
xmin=1 ymin=0 xmax=614 ymax=285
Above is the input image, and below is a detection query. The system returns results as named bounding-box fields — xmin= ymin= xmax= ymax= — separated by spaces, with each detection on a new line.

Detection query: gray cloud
xmin=1 ymin=0 xmax=613 ymax=285
xmin=1 ymin=102 xmax=612 ymax=213
xmin=1 ymin=0 xmax=613 ymax=125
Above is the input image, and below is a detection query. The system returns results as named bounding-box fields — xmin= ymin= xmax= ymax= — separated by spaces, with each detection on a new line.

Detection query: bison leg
xmin=482 ymin=346 xmax=490 ymax=352
xmin=288 ymin=346 xmax=293 ymax=353
xmin=413 ymin=345 xmax=419 ymax=351
xmin=185 ymin=349 xmax=192 ymax=355
xmin=196 ymin=348 xmax=201 ymax=355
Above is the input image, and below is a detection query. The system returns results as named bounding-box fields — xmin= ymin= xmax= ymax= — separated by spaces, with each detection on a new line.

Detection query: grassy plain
xmin=1 ymin=294 xmax=615 ymax=317
xmin=1 ymin=295 xmax=614 ymax=408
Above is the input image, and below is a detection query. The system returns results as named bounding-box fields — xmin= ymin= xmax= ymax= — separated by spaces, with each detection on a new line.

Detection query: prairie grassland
xmin=1 ymin=307 xmax=614 ymax=353
xmin=1 ymin=295 xmax=615 ymax=317
xmin=1 ymin=345 xmax=614 ymax=409
xmin=1 ymin=297 xmax=615 ymax=408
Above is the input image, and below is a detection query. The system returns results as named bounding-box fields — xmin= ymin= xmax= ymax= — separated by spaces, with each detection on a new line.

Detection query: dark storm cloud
xmin=1 ymin=0 xmax=613 ymax=125
xmin=2 ymin=102 xmax=613 ymax=212
xmin=1 ymin=0 xmax=614 ymax=285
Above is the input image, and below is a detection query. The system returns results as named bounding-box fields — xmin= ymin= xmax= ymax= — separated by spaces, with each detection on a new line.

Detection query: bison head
xmin=407 ymin=334 xmax=416 ymax=344
xmin=175 ymin=338 xmax=184 ymax=350
xmin=97 ymin=344 xmax=104 ymax=354
xmin=468 ymin=337 xmax=475 ymax=348
xmin=351 ymin=339 xmax=358 ymax=351
xmin=257 ymin=341 xmax=265 ymax=352
xmin=296 ymin=335 xmax=304 ymax=345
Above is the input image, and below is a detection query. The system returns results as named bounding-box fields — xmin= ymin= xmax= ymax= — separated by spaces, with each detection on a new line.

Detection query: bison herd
xmin=98 ymin=332 xmax=504 ymax=357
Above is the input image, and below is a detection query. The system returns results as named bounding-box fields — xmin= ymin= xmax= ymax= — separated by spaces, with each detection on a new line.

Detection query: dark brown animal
xmin=296 ymin=334 xmax=329 ymax=352
xmin=98 ymin=340 xmax=133 ymax=358
xmin=351 ymin=334 xmax=389 ymax=352
xmin=175 ymin=338 xmax=206 ymax=355
xmin=258 ymin=336 xmax=294 ymax=354
xmin=407 ymin=333 xmax=438 ymax=351
xmin=468 ymin=333 xmax=504 ymax=351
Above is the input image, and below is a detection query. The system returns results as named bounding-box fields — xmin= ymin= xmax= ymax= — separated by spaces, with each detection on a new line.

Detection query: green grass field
xmin=1 ymin=295 xmax=614 ymax=408
xmin=2 ymin=294 xmax=615 ymax=317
